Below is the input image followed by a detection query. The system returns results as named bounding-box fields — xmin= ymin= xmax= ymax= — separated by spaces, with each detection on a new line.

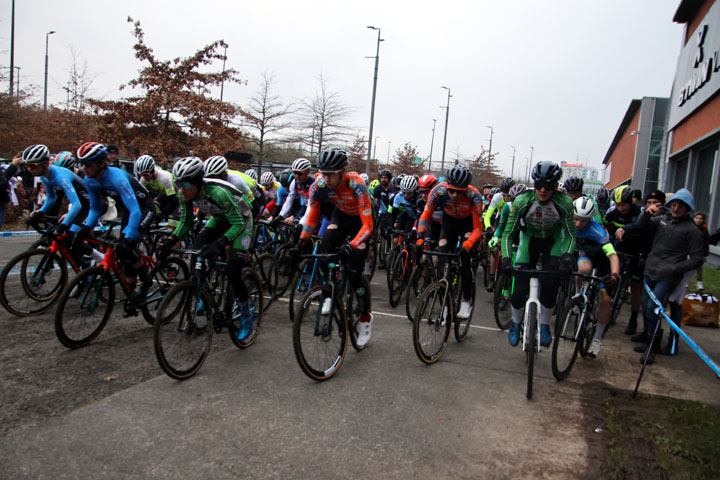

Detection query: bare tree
xmin=244 ymin=70 xmax=296 ymax=174
xmin=59 ymin=47 xmax=98 ymax=114
xmin=297 ymin=74 xmax=353 ymax=156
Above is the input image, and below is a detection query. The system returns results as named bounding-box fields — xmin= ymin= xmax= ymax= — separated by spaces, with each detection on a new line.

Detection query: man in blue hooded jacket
xmin=632 ymin=188 xmax=703 ymax=364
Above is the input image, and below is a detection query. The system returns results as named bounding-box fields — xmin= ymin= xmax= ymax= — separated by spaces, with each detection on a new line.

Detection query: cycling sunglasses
xmin=534 ymin=181 xmax=557 ymax=191
xmin=79 ymin=159 xmax=97 ymax=167
xmin=177 ymin=181 xmax=194 ymax=189
xmin=447 ymin=187 xmax=465 ymax=194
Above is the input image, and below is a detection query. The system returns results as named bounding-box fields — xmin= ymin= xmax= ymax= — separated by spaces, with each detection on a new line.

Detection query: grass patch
xmin=690 ymin=266 xmax=720 ymax=299
xmin=602 ymin=388 xmax=720 ymax=479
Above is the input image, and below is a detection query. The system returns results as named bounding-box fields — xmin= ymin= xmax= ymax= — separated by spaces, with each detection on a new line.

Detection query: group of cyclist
xmin=18 ymin=139 xmax=703 ymax=367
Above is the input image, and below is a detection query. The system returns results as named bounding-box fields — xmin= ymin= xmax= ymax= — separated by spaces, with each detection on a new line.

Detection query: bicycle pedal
xmin=123 ymin=304 xmax=138 ymax=317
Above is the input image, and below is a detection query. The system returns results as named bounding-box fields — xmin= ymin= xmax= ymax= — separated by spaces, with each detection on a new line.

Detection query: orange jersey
xmin=418 ymin=182 xmax=484 ymax=248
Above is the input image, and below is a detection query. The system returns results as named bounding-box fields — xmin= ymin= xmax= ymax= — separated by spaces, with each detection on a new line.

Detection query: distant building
xmin=560 ymin=162 xmax=599 ymax=181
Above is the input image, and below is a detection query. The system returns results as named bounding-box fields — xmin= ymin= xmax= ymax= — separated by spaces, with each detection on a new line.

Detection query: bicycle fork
xmin=523 ymin=277 xmax=542 ymax=353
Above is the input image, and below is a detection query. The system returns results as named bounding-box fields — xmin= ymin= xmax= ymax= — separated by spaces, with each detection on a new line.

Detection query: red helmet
xmin=418 ymin=174 xmax=438 ymax=189
xmin=76 ymin=142 xmax=108 ymax=163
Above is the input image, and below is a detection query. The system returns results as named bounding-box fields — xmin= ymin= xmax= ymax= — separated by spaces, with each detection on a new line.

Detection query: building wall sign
xmin=669 ymin=1 xmax=720 ymax=129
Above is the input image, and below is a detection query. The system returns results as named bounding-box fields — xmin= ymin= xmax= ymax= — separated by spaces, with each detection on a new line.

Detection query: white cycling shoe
xmin=587 ymin=338 xmax=602 ymax=358
xmin=356 ymin=314 xmax=373 ymax=347
xmin=321 ymin=297 xmax=332 ymax=315
xmin=457 ymin=300 xmax=472 ymax=319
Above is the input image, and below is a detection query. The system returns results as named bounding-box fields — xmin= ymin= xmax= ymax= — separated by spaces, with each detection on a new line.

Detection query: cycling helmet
xmin=134 ymin=155 xmax=156 ymax=175
xmin=244 ymin=168 xmax=258 ymax=181
xmin=531 ymin=161 xmax=562 ymax=185
xmin=369 ymin=179 xmax=380 ymax=190
xmin=359 ymin=173 xmax=369 ymax=184
xmin=53 ymin=151 xmax=75 ymax=169
xmin=204 ymin=156 xmax=228 ymax=177
xmin=278 ymin=169 xmax=294 ymax=188
xmin=557 ymin=183 xmax=567 ymax=194
xmin=260 ymin=171 xmax=276 ymax=186
xmin=509 ymin=183 xmax=528 ymax=200
xmin=500 ymin=177 xmax=515 ymax=193
xmin=564 ymin=176 xmax=584 ymax=193
xmin=392 ymin=174 xmax=403 ymax=186
xmin=612 ymin=185 xmax=633 ymax=204
xmin=418 ymin=174 xmax=438 ymax=189
xmin=22 ymin=144 xmax=51 ymax=164
xmin=595 ymin=188 xmax=610 ymax=210
xmin=291 ymin=157 xmax=312 ymax=172
xmin=482 ymin=183 xmax=493 ymax=190
xmin=574 ymin=197 xmax=596 ymax=219
xmin=172 ymin=156 xmax=205 ymax=182
xmin=446 ymin=165 xmax=472 ymax=189
xmin=400 ymin=175 xmax=419 ymax=194
xmin=76 ymin=142 xmax=108 ymax=163
xmin=378 ymin=168 xmax=392 ymax=179
xmin=316 ymin=148 xmax=348 ymax=171
xmin=489 ymin=187 xmax=501 ymax=197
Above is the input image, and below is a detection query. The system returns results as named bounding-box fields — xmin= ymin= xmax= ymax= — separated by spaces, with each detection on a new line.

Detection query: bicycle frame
xmin=523 ymin=277 xmax=542 ymax=353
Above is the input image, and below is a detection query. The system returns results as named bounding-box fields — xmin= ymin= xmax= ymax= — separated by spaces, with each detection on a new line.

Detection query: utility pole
xmin=440 ymin=86 xmax=451 ymax=171
xmin=487 ymin=125 xmax=494 ymax=168
xmin=428 ymin=119 xmax=437 ymax=171
xmin=44 ymin=30 xmax=56 ymax=109
xmin=9 ymin=0 xmax=15 ymax=96
xmin=387 ymin=140 xmax=392 ymax=163
xmin=510 ymin=146 xmax=516 ymax=178
xmin=365 ymin=26 xmax=383 ymax=176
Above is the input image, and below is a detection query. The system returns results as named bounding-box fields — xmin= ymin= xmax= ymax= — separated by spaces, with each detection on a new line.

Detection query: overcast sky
xmin=3 ymin=0 xmax=684 ymax=176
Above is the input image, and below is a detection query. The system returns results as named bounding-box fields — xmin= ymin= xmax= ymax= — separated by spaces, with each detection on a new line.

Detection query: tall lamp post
xmin=487 ymin=125 xmax=494 ymax=166
xmin=387 ymin=140 xmax=392 ymax=163
xmin=440 ymin=86 xmax=451 ymax=170
xmin=510 ymin=145 xmax=516 ymax=178
xmin=44 ymin=30 xmax=56 ymax=110
xmin=366 ymin=26 xmax=383 ymax=176
xmin=373 ymin=136 xmax=380 ymax=160
xmin=220 ymin=44 xmax=227 ymax=102
xmin=428 ymin=118 xmax=437 ymax=171
xmin=9 ymin=0 xmax=15 ymax=95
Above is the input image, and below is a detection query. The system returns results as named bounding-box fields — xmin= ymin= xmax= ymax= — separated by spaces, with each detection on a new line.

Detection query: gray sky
xmin=3 ymin=0 xmax=684 ymax=176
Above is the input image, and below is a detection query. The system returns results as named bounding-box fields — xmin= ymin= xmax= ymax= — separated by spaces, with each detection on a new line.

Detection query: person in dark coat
xmin=692 ymin=211 xmax=710 ymax=291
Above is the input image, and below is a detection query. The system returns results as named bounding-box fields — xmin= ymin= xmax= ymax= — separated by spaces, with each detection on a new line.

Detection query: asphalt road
xmin=1 ymin=233 xmax=719 ymax=479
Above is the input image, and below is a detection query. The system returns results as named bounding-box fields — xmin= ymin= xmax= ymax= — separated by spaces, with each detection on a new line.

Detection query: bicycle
xmin=510 ymin=267 xmax=566 ymax=400
xmin=53 ymin=237 xmax=189 ymax=348
xmin=411 ymin=250 xmax=473 ymax=365
xmin=292 ymin=252 xmax=371 ymax=381
xmin=405 ymin=240 xmax=438 ymax=323
xmin=287 ymin=236 xmax=329 ymax=321
xmin=250 ymin=219 xmax=280 ymax=310
xmin=386 ymin=229 xmax=421 ymax=308
xmin=153 ymin=249 xmax=264 ymax=380
xmin=551 ymin=271 xmax=604 ymax=381
xmin=607 ymin=252 xmax=638 ymax=326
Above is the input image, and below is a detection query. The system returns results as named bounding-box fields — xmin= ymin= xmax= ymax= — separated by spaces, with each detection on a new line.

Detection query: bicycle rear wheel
xmin=346 ymin=276 xmax=372 ymax=352
xmin=493 ymin=271 xmax=513 ymax=330
xmin=273 ymin=244 xmax=293 ymax=298
xmin=54 ymin=267 xmax=114 ymax=348
xmin=551 ymin=297 xmax=583 ymax=381
xmin=293 ymin=285 xmax=347 ymax=381
xmin=228 ymin=268 xmax=265 ymax=348
xmin=412 ymin=281 xmax=452 ymax=364
xmin=364 ymin=240 xmax=378 ymax=282
xmin=154 ymin=280 xmax=214 ymax=380
xmin=525 ymin=304 xmax=537 ymax=400
xmin=0 ymin=248 xmax=68 ymax=317
xmin=405 ymin=260 xmax=435 ymax=323
xmin=388 ymin=249 xmax=407 ymax=307
xmin=140 ymin=256 xmax=189 ymax=325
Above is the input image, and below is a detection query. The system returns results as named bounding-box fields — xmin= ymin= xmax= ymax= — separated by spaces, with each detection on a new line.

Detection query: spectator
xmin=106 ymin=144 xmax=122 ymax=169
xmin=633 ymin=188 xmax=703 ymax=364
xmin=632 ymin=188 xmax=643 ymax=207
xmin=693 ymin=211 xmax=710 ymax=291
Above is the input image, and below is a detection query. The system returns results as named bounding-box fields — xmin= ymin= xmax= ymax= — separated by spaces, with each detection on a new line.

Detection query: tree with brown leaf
xmin=391 ymin=142 xmax=423 ymax=177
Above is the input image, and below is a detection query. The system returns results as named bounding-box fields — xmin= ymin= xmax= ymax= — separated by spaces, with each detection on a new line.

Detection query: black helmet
xmin=482 ymin=183 xmax=493 ymax=190
xmin=278 ymin=169 xmax=294 ymax=188
xmin=446 ymin=165 xmax=472 ymax=189
xmin=378 ymin=168 xmax=392 ymax=179
xmin=316 ymin=148 xmax=348 ymax=171
xmin=500 ymin=177 xmax=515 ymax=193
xmin=612 ymin=185 xmax=633 ymax=204
xmin=564 ymin=176 xmax=584 ymax=193
xmin=531 ymin=161 xmax=562 ymax=186
xmin=595 ymin=188 xmax=610 ymax=210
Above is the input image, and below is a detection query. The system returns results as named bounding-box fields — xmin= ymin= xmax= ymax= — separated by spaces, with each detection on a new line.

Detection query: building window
xmin=670 ymin=156 xmax=689 ymax=192
xmin=694 ymin=144 xmax=718 ymax=215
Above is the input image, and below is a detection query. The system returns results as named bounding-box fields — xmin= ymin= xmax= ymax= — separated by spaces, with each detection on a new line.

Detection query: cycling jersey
xmin=139 ymin=168 xmax=179 ymax=217
xmin=418 ymin=182 xmax=484 ymax=249
xmin=483 ymin=192 xmax=506 ymax=228
xmin=279 ymin=176 xmax=314 ymax=218
xmin=374 ymin=183 xmax=397 ymax=212
xmin=263 ymin=182 xmax=280 ymax=202
xmin=493 ymin=202 xmax=512 ymax=240
xmin=576 ymin=219 xmax=616 ymax=260
xmin=300 ymin=172 xmax=373 ymax=248
xmin=84 ymin=167 xmax=154 ymax=241
xmin=38 ymin=165 xmax=89 ymax=231
xmin=231 ymin=170 xmax=262 ymax=201
xmin=605 ymin=203 xmax=643 ymax=252
xmin=389 ymin=192 xmax=419 ymax=220
xmin=173 ymin=179 xmax=253 ymax=250
xmin=223 ymin=171 xmax=254 ymax=202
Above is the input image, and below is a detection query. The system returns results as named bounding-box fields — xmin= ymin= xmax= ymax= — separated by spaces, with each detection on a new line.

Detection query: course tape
xmin=1 ymin=226 xmax=111 ymax=237
xmin=645 ymin=282 xmax=720 ymax=378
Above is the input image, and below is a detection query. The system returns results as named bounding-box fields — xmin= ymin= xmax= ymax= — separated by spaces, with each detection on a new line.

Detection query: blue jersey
xmin=390 ymin=192 xmax=419 ymax=220
xmin=576 ymin=218 xmax=614 ymax=259
xmin=83 ymin=167 xmax=153 ymax=240
xmin=39 ymin=165 xmax=89 ymax=230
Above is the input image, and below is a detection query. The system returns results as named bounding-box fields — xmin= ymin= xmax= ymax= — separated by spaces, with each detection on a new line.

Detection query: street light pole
xmin=529 ymin=146 xmax=534 ymax=181
xmin=510 ymin=146 xmax=516 ymax=178
xmin=428 ymin=118 xmax=437 ymax=171
xmin=373 ymin=136 xmax=379 ymax=160
xmin=44 ymin=30 xmax=56 ymax=110
xmin=366 ymin=26 xmax=383 ymax=176
xmin=487 ymin=125 xmax=494 ymax=166
xmin=387 ymin=140 xmax=392 ymax=163
xmin=440 ymin=86 xmax=451 ymax=171
xmin=220 ymin=45 xmax=227 ymax=102
xmin=9 ymin=0 xmax=15 ymax=96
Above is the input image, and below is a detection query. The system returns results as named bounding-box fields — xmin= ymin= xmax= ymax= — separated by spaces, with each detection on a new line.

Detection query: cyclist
xmin=260 ymin=172 xmax=280 ymax=218
xmin=484 ymin=178 xmax=515 ymax=288
xmin=133 ymin=155 xmax=180 ymax=220
xmin=604 ymin=185 xmax=644 ymax=336
xmin=417 ymin=174 xmax=441 ymax=243
xmin=273 ymin=169 xmax=296 ymax=217
xmin=298 ymin=148 xmax=374 ymax=346
xmin=75 ymin=142 xmax=155 ymax=305
xmin=203 ymin=156 xmax=259 ymax=219
xmin=389 ymin=175 xmax=420 ymax=234
xmin=375 ymin=168 xmax=396 ymax=223
xmin=488 ymin=183 xmax=528 ymax=251
xmin=481 ymin=183 xmax=493 ymax=209
xmin=417 ymin=165 xmax=484 ymax=320
xmin=54 ymin=151 xmax=78 ymax=174
xmin=22 ymin=144 xmax=90 ymax=240
xmin=564 ymin=176 xmax=603 ymax=224
xmin=500 ymin=161 xmax=576 ymax=348
xmin=160 ymin=157 xmax=255 ymax=339
xmin=594 ymin=187 xmax=611 ymax=219
xmin=278 ymin=158 xmax=314 ymax=224
xmin=573 ymin=197 xmax=620 ymax=358
xmin=359 ymin=173 xmax=369 ymax=185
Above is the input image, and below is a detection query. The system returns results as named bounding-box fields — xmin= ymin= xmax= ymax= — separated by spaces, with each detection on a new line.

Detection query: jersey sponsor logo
xmin=136 ymin=191 xmax=146 ymax=198
xmin=362 ymin=208 xmax=372 ymax=216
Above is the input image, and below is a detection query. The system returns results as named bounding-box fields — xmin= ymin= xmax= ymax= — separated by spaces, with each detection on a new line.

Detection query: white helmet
xmin=260 ymin=172 xmax=276 ymax=186
xmin=204 ymin=156 xmax=228 ymax=177
xmin=172 ymin=157 xmax=204 ymax=182
xmin=574 ymin=197 xmax=596 ymax=219
xmin=359 ymin=173 xmax=369 ymax=184
xmin=400 ymin=175 xmax=419 ymax=194
xmin=291 ymin=158 xmax=312 ymax=172
xmin=134 ymin=155 xmax=155 ymax=175
xmin=245 ymin=169 xmax=258 ymax=181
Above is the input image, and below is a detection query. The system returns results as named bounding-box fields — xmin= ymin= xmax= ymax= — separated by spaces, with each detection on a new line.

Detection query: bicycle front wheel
xmin=154 ymin=280 xmax=214 ymax=380
xmin=228 ymin=268 xmax=265 ymax=348
xmin=412 ymin=281 xmax=452 ymax=364
xmin=0 ymin=248 xmax=68 ymax=317
xmin=388 ymin=249 xmax=407 ymax=307
xmin=273 ymin=243 xmax=293 ymax=298
xmin=525 ymin=304 xmax=537 ymax=400
xmin=293 ymin=285 xmax=347 ymax=381
xmin=405 ymin=260 xmax=435 ymax=323
xmin=493 ymin=271 xmax=513 ymax=330
xmin=54 ymin=267 xmax=114 ymax=348
xmin=551 ymin=297 xmax=583 ymax=381
xmin=256 ymin=253 xmax=278 ymax=310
